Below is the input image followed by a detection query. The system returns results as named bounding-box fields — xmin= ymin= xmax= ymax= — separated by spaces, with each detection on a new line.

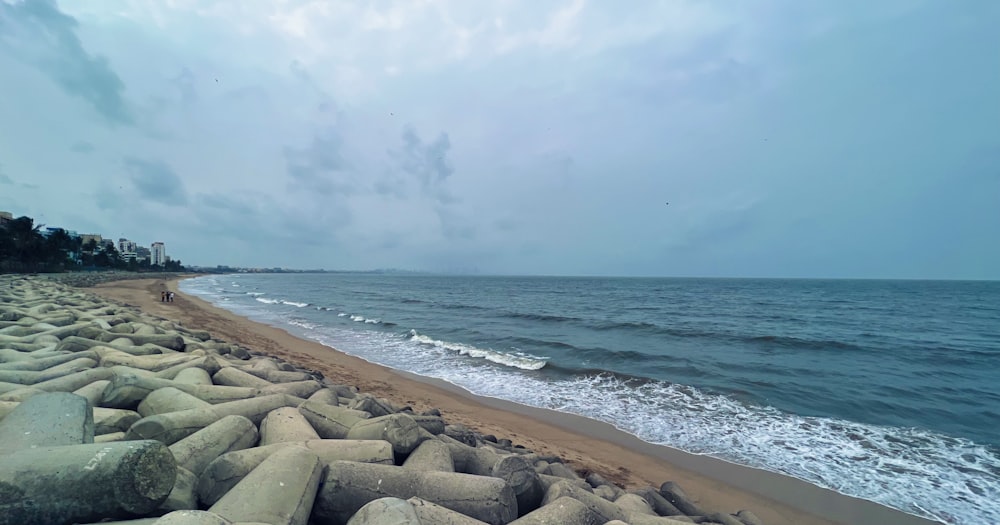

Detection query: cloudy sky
xmin=1 ymin=0 xmax=997 ymax=278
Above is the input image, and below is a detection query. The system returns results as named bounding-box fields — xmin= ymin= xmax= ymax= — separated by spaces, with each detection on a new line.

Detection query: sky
xmin=0 ymin=0 xmax=998 ymax=279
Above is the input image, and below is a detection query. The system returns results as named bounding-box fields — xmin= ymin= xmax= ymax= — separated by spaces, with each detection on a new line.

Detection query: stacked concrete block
xmin=0 ymin=276 xmax=768 ymax=525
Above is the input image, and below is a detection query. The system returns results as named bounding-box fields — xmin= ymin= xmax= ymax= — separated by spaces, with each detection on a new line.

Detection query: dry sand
xmin=90 ymin=277 xmax=939 ymax=525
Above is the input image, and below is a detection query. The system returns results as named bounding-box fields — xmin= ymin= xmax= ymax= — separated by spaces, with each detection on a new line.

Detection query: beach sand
xmin=90 ymin=277 xmax=939 ymax=525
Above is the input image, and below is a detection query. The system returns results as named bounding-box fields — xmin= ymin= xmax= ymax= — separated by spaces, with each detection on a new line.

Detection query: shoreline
xmin=90 ymin=276 xmax=940 ymax=525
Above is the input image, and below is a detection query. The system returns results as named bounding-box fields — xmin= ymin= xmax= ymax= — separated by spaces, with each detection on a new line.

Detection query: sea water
xmin=180 ymin=274 xmax=1000 ymax=524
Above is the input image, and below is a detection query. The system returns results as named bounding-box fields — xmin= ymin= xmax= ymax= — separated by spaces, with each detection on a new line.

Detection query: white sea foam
xmin=254 ymin=297 xmax=280 ymax=304
xmin=337 ymin=313 xmax=348 ymax=317
xmin=348 ymin=314 xmax=381 ymax=324
xmin=408 ymin=330 xmax=548 ymax=371
xmin=246 ymin=292 xmax=265 ymax=296
xmin=281 ymin=300 xmax=309 ymax=308
xmin=451 ymin=371 xmax=998 ymax=525
xmin=288 ymin=318 xmax=319 ymax=330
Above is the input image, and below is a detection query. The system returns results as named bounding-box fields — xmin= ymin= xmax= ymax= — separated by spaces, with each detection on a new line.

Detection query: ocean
xmin=179 ymin=274 xmax=1000 ymax=524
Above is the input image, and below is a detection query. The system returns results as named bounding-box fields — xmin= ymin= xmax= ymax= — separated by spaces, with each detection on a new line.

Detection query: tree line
xmin=0 ymin=215 xmax=184 ymax=273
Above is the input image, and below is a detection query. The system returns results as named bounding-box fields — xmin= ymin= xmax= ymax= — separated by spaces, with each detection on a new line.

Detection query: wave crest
xmin=408 ymin=330 xmax=547 ymax=371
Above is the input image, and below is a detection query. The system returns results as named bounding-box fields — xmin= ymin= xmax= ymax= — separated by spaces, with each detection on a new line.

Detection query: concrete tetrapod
xmin=259 ymin=406 xmax=320 ymax=445
xmin=153 ymin=510 xmax=232 ymax=525
xmin=0 ymin=391 xmax=94 ymax=451
xmin=401 ymin=438 xmax=455 ymax=472
xmin=408 ymin=497 xmax=492 ymax=525
xmin=344 ymin=498 xmax=421 ymax=525
xmin=315 ymin=460 xmax=518 ymax=525
xmin=168 ymin=414 xmax=259 ymax=476
xmin=541 ymin=480 xmax=629 ymax=524
xmin=297 ymin=400 xmax=370 ymax=439
xmin=197 ymin=439 xmax=394 ymax=506
xmin=126 ymin=394 xmax=301 ymax=445
xmin=208 ymin=446 xmax=323 ymax=525
xmin=138 ymin=387 xmax=213 ymax=418
xmin=344 ymin=413 xmax=427 ymax=455
xmin=507 ymin=496 xmax=603 ymax=525
xmin=0 ymin=440 xmax=177 ymax=525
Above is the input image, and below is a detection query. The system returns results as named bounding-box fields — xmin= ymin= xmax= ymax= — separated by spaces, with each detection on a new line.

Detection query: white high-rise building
xmin=151 ymin=242 xmax=166 ymax=266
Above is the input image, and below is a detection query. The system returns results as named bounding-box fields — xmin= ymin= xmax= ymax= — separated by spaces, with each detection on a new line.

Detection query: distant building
xmin=136 ymin=246 xmax=151 ymax=262
xmin=118 ymin=238 xmax=137 ymax=261
xmin=41 ymin=227 xmax=64 ymax=238
xmin=151 ymin=242 xmax=166 ymax=266
xmin=0 ymin=211 xmax=12 ymax=226
xmin=80 ymin=234 xmax=103 ymax=246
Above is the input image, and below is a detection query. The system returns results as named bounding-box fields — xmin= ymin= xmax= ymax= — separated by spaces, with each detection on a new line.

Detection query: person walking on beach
xmin=169 ymin=291 xmax=175 ymax=302
xmin=161 ymin=291 xmax=166 ymax=302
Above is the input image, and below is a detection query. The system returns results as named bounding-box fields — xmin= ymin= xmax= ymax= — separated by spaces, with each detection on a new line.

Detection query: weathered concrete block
xmin=197 ymin=439 xmax=394 ymax=506
xmin=73 ymin=379 xmax=110 ymax=407
xmin=169 ymin=414 xmax=258 ymax=476
xmin=103 ymin=369 xmax=260 ymax=409
xmin=32 ymin=367 xmax=114 ymax=393
xmin=0 ymin=386 xmax=47 ymax=402
xmin=259 ymin=406 xmax=320 ymax=446
xmin=0 ymin=392 xmax=94 ymax=451
xmin=348 ymin=394 xmax=395 ymax=417
xmin=126 ymin=394 xmax=301 ymax=445
xmin=138 ymin=387 xmax=213 ymax=418
xmin=298 ymin=400 xmax=370 ymax=439
xmin=316 ymin=461 xmax=518 ymax=525
xmin=735 ymin=510 xmax=764 ymax=525
xmin=153 ymin=510 xmax=232 ymax=525
xmin=631 ymin=486 xmax=683 ymax=517
xmin=95 ymin=431 xmax=127 ymax=443
xmin=160 ymin=466 xmax=200 ymax=511
xmin=0 ymin=440 xmax=177 ymax=524
xmin=659 ymin=481 xmax=707 ymax=517
xmin=345 ymin=413 xmax=427 ymax=455
xmin=402 ymin=438 xmax=455 ymax=472
xmin=408 ymin=496 xmax=492 ymax=525
xmin=173 ymin=366 xmax=214 ymax=385
xmin=93 ymin=407 xmax=141 ymax=434
xmin=259 ymin=379 xmax=322 ymax=399
xmin=537 ymin=473 xmax=593 ymax=493
xmin=508 ymin=496 xmax=602 ymax=525
xmin=544 ymin=461 xmax=580 ymax=480
xmin=493 ymin=454 xmax=544 ymax=515
xmin=306 ymin=387 xmax=339 ymax=405
xmin=209 ymin=446 xmax=323 ymax=525
xmin=542 ymin=480 xmax=628 ymax=524
xmin=0 ymin=351 xmax=97 ymax=371
xmin=346 ymin=497 xmax=421 ymax=525
xmin=213 ymin=367 xmax=274 ymax=389
xmin=616 ymin=493 xmax=656 ymax=516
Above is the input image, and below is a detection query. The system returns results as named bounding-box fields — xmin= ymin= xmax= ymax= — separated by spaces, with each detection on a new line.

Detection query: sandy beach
xmin=85 ymin=276 xmax=939 ymax=525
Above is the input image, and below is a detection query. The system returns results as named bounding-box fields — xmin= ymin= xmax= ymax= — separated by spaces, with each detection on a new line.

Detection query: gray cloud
xmin=171 ymin=67 xmax=198 ymax=105
xmin=71 ymin=141 xmax=95 ymax=153
xmin=0 ymin=0 xmax=132 ymax=125
xmin=400 ymin=126 xmax=454 ymax=190
xmin=284 ymin=128 xmax=353 ymax=195
xmin=193 ymin=191 xmax=349 ymax=253
xmin=123 ymin=157 xmax=189 ymax=205
xmin=389 ymin=126 xmax=456 ymax=203
xmin=0 ymin=166 xmax=37 ymax=189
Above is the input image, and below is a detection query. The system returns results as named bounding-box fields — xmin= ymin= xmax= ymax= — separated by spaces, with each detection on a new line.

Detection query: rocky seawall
xmin=0 ymin=275 xmax=765 ymax=525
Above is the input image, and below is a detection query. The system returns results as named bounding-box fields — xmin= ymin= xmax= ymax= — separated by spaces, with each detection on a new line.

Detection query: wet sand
xmin=90 ymin=277 xmax=940 ymax=525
